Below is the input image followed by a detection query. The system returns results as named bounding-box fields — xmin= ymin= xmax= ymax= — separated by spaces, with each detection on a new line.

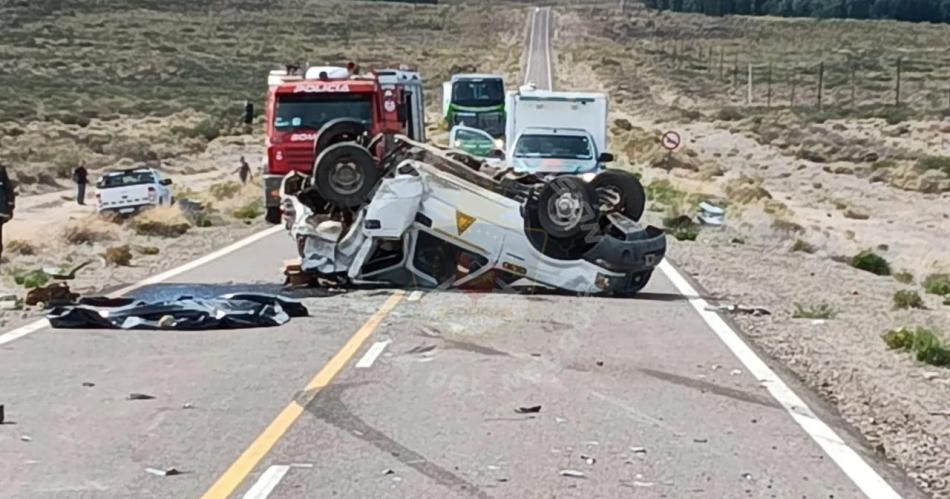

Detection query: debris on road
xmin=559 ymin=469 xmax=587 ymax=479
xmin=145 ymin=467 xmax=180 ymax=477
xmin=406 ymin=344 xmax=436 ymax=354
xmin=706 ymin=304 xmax=771 ymax=316
xmin=382 ymin=468 xmax=395 ymax=475
xmin=47 ymin=293 xmax=308 ymax=330
xmin=0 ymin=294 xmax=21 ymax=310
xmin=127 ymin=393 xmax=155 ymax=401
xmin=44 ymin=260 xmax=95 ymax=280
xmin=693 ymin=438 xmax=709 ymax=443
xmin=730 ymin=369 xmax=742 ymax=376
xmin=697 ymin=201 xmax=725 ymax=226
xmin=629 ymin=446 xmax=647 ymax=455
xmin=581 ymin=454 xmax=596 ymax=465
xmin=515 ymin=405 xmax=542 ymax=414
xmin=741 ymin=472 xmax=753 ymax=481
xmin=0 ymin=404 xmax=4 ymax=424
xmin=182 ymin=403 xmax=194 ymax=409
xmin=622 ymin=480 xmax=655 ymax=488
xmin=81 ymin=382 xmax=95 ymax=387
xmin=20 ymin=435 xmax=31 ymax=442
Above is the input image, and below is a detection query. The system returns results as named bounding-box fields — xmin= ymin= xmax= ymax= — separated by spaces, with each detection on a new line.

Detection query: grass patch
xmin=63 ymin=219 xmax=115 ymax=245
xmin=231 ymin=199 xmax=263 ymax=220
xmin=850 ymin=250 xmax=891 ymax=276
xmin=131 ymin=206 xmax=190 ymax=237
xmin=883 ymin=327 xmax=950 ymax=367
xmin=893 ymin=290 xmax=925 ymax=310
xmin=894 ymin=271 xmax=914 ymax=284
xmin=792 ymin=303 xmax=837 ymax=319
xmin=7 ymin=240 xmax=37 ymax=255
xmin=135 ymin=245 xmax=160 ymax=255
xmin=646 ymin=179 xmax=685 ymax=206
xmin=791 ymin=238 xmax=816 ymax=253
xmin=922 ymin=273 xmax=950 ymax=296
xmin=208 ymin=181 xmax=242 ymax=200
xmin=915 ymin=156 xmax=950 ymax=176
xmin=662 ymin=214 xmax=699 ymax=241
xmin=103 ymin=245 xmax=133 ymax=266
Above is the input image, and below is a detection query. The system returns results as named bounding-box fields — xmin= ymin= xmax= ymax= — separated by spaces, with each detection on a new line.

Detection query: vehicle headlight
xmin=580 ymin=172 xmax=597 ymax=182
xmin=493 ymin=139 xmax=504 ymax=150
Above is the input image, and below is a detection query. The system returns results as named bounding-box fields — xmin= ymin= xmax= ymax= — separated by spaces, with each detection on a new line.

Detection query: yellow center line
xmin=200 ymin=291 xmax=405 ymax=499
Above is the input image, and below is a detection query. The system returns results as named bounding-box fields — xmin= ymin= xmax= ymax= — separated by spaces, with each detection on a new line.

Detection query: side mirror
xmin=598 ymin=152 xmax=615 ymax=163
xmin=488 ymin=149 xmax=506 ymax=159
xmin=243 ymin=102 xmax=254 ymax=125
xmin=160 ymin=178 xmax=173 ymax=186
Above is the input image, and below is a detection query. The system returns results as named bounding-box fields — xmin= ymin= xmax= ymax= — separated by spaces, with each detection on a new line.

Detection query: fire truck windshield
xmin=274 ymin=93 xmax=372 ymax=132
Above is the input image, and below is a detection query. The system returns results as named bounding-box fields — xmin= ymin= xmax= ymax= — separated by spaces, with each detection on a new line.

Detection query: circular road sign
xmin=661 ymin=131 xmax=681 ymax=151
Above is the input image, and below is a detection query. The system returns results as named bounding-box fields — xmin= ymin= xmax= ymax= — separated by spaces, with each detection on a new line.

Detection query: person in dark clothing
xmin=0 ymin=163 xmax=16 ymax=265
xmin=73 ymin=164 xmax=88 ymax=205
xmin=234 ymin=156 xmax=251 ymax=185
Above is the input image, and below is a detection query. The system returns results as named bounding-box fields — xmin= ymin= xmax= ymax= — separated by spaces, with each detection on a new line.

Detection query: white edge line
xmin=524 ymin=7 xmax=537 ymax=86
xmin=657 ymin=260 xmax=902 ymax=499
xmin=242 ymin=464 xmax=291 ymax=499
xmin=355 ymin=340 xmax=391 ymax=368
xmin=0 ymin=226 xmax=284 ymax=347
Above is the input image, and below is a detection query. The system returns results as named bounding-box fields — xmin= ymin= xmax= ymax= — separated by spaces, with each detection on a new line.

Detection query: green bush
xmin=232 ymin=199 xmax=263 ymax=220
xmin=915 ymin=156 xmax=950 ymax=176
xmin=893 ymin=271 xmax=914 ymax=284
xmin=883 ymin=327 xmax=950 ymax=367
xmin=851 ymin=250 xmax=891 ymax=276
xmin=791 ymin=238 xmax=816 ymax=253
xmin=662 ymin=215 xmax=699 ymax=241
xmin=922 ymin=273 xmax=950 ymax=296
xmin=892 ymin=290 xmax=924 ymax=310
xmin=13 ymin=269 xmax=50 ymax=289
xmin=792 ymin=303 xmax=837 ymax=319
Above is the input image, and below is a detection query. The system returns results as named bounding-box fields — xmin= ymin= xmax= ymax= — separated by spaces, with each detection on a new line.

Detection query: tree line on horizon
xmin=640 ymin=0 xmax=950 ymax=23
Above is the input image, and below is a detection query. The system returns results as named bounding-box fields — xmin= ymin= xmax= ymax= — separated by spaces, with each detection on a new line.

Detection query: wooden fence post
xmin=817 ymin=61 xmax=824 ymax=111
xmin=895 ymin=58 xmax=902 ymax=106
xmin=747 ymin=63 xmax=753 ymax=105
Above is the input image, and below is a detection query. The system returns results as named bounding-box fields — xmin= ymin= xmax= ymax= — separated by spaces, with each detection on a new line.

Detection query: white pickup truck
xmin=95 ymin=168 xmax=173 ymax=215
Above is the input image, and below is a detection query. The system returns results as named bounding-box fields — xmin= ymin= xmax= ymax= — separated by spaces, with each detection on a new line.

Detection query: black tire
xmin=314 ymin=119 xmax=368 ymax=156
xmin=265 ymin=206 xmax=282 ymax=225
xmin=313 ymin=143 xmax=380 ymax=208
xmin=535 ymin=176 xmax=597 ymax=238
xmin=590 ymin=170 xmax=645 ymax=222
xmin=523 ymin=176 xmax=600 ymax=260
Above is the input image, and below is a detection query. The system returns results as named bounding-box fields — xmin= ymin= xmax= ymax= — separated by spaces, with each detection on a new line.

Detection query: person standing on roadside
xmin=72 ymin=163 xmax=88 ymax=205
xmin=0 ymin=163 xmax=16 ymax=265
xmin=234 ymin=156 xmax=251 ymax=185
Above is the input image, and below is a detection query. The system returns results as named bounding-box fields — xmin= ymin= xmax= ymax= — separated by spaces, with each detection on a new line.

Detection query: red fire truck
xmin=263 ymin=64 xmax=426 ymax=223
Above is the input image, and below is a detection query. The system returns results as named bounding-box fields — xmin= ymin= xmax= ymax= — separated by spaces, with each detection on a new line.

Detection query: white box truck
xmin=503 ymin=87 xmax=611 ymax=178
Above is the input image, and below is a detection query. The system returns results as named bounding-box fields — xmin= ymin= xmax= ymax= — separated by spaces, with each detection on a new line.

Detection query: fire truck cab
xmin=263 ymin=64 xmax=425 ymax=224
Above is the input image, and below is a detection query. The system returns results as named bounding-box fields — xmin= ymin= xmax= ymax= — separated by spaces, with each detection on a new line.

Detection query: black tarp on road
xmin=47 ymin=293 xmax=308 ymax=330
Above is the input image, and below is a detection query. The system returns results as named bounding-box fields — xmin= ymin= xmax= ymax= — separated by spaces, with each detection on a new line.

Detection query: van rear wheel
xmin=265 ymin=206 xmax=282 ymax=225
xmin=313 ymin=143 xmax=380 ymax=209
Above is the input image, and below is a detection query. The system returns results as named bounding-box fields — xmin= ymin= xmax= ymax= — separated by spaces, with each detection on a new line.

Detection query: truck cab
xmin=504 ymin=88 xmax=611 ymax=178
xmin=263 ymin=64 xmax=425 ymax=223
xmin=442 ymin=74 xmax=506 ymax=138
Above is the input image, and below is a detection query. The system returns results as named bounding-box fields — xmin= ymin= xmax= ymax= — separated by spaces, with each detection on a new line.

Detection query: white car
xmin=280 ymin=136 xmax=666 ymax=296
xmin=96 ymin=168 xmax=173 ymax=215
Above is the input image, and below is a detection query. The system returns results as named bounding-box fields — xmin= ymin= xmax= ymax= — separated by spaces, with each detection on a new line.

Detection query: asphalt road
xmin=0 ymin=6 xmax=923 ymax=499
xmin=523 ymin=7 xmax=553 ymax=91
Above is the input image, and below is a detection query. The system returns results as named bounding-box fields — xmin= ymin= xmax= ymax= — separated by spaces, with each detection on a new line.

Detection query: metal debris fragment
xmin=127 ymin=393 xmax=155 ymax=401
xmin=145 ymin=467 xmax=180 ymax=477
xmin=82 ymin=382 xmax=95 ymax=387
xmin=630 ymin=446 xmax=647 ymax=455
xmin=581 ymin=454 xmax=596 ymax=465
xmin=382 ymin=469 xmax=395 ymax=475
xmin=20 ymin=435 xmax=32 ymax=442
xmin=515 ymin=405 xmax=541 ymax=414
xmin=559 ymin=469 xmax=587 ymax=479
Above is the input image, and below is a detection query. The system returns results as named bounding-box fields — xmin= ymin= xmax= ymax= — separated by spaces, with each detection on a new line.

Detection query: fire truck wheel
xmin=313 ymin=143 xmax=380 ymax=208
xmin=590 ymin=170 xmax=645 ymax=222
xmin=265 ymin=207 xmax=282 ymax=225
xmin=535 ymin=176 xmax=597 ymax=239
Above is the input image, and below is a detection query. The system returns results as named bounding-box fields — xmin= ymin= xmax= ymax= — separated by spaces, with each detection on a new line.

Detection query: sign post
xmin=661 ymin=130 xmax=681 ymax=168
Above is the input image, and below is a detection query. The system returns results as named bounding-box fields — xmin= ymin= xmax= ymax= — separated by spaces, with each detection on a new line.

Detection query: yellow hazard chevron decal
xmin=456 ymin=211 xmax=476 ymax=235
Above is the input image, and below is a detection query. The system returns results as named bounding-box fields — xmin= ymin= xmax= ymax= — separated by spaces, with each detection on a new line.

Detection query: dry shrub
xmin=130 ymin=206 xmax=190 ymax=237
xmin=208 ymin=181 xmax=242 ymax=200
xmin=7 ymin=239 xmax=37 ymax=255
xmin=63 ymin=217 xmax=117 ymax=245
xmin=725 ymin=176 xmax=772 ymax=205
xmin=103 ymin=245 xmax=133 ymax=266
